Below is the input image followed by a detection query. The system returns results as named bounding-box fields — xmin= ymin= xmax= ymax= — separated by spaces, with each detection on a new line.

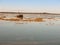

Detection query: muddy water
xmin=0 ymin=15 xmax=60 ymax=45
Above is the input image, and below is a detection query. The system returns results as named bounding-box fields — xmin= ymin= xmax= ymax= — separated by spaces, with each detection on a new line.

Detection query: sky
xmin=0 ymin=0 xmax=60 ymax=13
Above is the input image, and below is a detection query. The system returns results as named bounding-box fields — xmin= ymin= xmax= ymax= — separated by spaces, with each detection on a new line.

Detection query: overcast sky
xmin=0 ymin=0 xmax=60 ymax=13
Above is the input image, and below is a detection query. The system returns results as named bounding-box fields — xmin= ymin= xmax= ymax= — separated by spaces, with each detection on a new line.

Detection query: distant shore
xmin=0 ymin=12 xmax=60 ymax=15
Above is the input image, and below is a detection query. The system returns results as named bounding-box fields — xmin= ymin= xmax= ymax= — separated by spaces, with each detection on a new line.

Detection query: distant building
xmin=16 ymin=14 xmax=23 ymax=19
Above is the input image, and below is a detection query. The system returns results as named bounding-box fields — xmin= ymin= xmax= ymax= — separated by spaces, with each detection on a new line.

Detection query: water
xmin=0 ymin=14 xmax=60 ymax=45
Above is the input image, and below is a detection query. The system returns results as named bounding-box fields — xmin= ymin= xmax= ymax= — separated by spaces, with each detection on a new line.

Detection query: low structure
xmin=16 ymin=14 xmax=23 ymax=19
xmin=0 ymin=16 xmax=6 ymax=19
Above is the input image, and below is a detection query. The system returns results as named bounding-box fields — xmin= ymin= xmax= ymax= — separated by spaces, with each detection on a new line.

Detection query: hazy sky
xmin=0 ymin=0 xmax=60 ymax=13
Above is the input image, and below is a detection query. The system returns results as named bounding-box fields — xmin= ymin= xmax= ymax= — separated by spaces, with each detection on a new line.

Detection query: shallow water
xmin=0 ymin=14 xmax=60 ymax=45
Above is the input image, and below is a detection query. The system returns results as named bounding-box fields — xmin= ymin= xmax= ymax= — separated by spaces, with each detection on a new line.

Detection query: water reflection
xmin=0 ymin=15 xmax=60 ymax=45
xmin=0 ymin=18 xmax=60 ymax=26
